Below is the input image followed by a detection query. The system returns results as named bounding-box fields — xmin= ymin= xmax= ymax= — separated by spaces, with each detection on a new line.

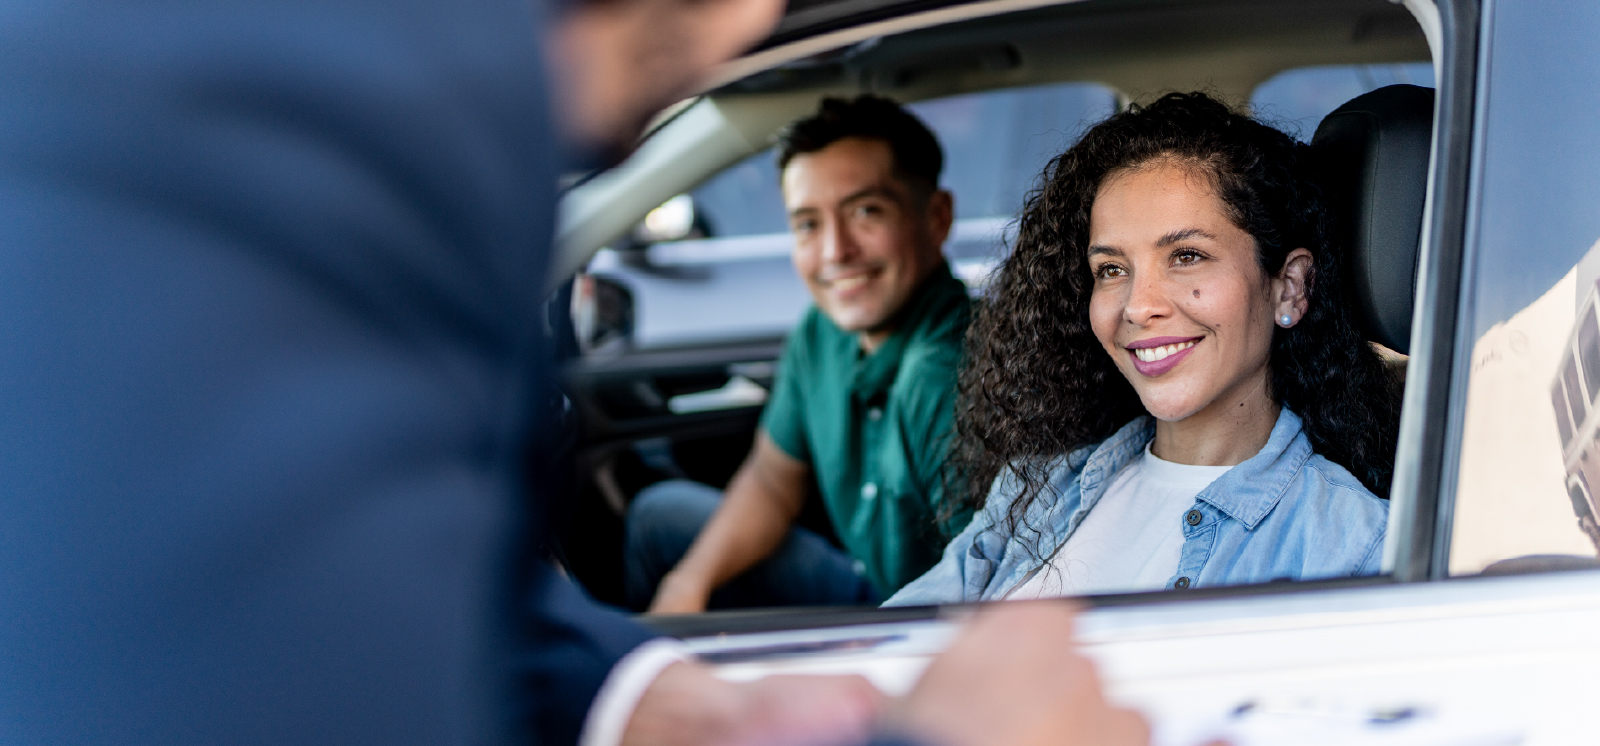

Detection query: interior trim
xmin=700 ymin=0 xmax=1093 ymax=93
xmin=1383 ymin=0 xmax=1480 ymax=581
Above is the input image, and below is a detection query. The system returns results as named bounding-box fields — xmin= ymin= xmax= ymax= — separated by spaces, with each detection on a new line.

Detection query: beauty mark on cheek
xmin=1193 ymin=289 xmax=1200 ymax=298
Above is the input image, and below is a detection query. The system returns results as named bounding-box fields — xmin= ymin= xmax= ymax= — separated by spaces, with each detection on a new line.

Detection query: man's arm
xmin=648 ymin=433 xmax=810 ymax=613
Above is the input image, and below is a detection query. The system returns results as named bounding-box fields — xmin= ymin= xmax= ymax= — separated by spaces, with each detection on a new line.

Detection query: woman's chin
xmin=1135 ymin=395 xmax=1204 ymax=423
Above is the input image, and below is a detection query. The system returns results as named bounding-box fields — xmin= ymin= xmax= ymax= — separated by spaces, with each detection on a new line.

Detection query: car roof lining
xmin=725 ymin=0 xmax=1427 ymax=104
xmin=553 ymin=0 xmax=1432 ymax=289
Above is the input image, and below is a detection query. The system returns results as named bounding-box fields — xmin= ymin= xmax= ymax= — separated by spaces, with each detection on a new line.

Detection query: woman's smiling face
xmin=1087 ymin=161 xmax=1300 ymax=423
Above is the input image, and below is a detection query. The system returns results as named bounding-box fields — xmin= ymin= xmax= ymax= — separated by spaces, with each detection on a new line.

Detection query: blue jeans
xmin=624 ymin=480 xmax=880 ymax=610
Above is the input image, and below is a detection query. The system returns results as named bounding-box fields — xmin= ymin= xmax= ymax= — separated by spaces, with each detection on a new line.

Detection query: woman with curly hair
xmin=885 ymin=92 xmax=1400 ymax=604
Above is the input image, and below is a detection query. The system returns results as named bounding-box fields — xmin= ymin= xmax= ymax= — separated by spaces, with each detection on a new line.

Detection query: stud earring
xmin=1279 ymin=314 xmax=1293 ymax=327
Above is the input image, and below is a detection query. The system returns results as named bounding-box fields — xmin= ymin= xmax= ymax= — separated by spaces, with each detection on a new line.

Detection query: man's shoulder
xmin=900 ymin=282 xmax=971 ymax=364
xmin=895 ymin=343 xmax=962 ymax=398
xmin=915 ymin=274 xmax=973 ymax=337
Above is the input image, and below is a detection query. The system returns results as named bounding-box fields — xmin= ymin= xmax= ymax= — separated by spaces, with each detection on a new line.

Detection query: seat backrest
xmin=1310 ymin=84 xmax=1435 ymax=355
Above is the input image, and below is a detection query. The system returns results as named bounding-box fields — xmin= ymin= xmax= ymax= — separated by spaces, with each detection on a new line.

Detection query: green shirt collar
xmin=850 ymin=263 xmax=968 ymax=404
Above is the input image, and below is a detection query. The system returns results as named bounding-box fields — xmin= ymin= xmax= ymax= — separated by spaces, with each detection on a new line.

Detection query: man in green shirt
xmin=626 ymin=95 xmax=973 ymax=612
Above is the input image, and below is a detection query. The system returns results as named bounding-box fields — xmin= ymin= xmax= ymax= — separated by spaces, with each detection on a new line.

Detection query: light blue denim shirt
xmin=884 ymin=408 xmax=1388 ymax=606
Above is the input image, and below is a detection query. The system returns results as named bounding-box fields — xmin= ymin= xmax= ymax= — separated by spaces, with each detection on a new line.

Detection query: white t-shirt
xmin=1007 ymin=444 xmax=1234 ymax=599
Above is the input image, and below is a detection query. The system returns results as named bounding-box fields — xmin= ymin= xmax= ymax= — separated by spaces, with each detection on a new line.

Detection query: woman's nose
xmin=1123 ymin=272 xmax=1171 ymax=325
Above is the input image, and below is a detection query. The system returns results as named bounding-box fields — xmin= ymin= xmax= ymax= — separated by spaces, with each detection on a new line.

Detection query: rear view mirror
xmin=571 ymin=274 xmax=634 ymax=355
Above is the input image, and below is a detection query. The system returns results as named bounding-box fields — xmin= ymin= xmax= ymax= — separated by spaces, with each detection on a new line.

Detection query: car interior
xmin=547 ymin=0 xmax=1441 ymax=611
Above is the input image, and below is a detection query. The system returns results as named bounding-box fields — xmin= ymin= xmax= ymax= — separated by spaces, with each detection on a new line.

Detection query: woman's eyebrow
xmin=1087 ymin=244 xmax=1122 ymax=258
xmin=1156 ymin=228 xmax=1217 ymax=246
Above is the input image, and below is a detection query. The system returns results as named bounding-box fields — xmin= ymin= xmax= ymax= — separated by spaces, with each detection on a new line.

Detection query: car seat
xmin=1310 ymin=83 xmax=1434 ymax=355
xmin=1315 ymin=85 xmax=1600 ymax=575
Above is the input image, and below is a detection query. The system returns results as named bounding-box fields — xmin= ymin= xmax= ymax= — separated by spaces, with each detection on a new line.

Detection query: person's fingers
xmin=648 ymin=573 xmax=711 ymax=614
xmin=622 ymin=662 xmax=744 ymax=746
xmin=647 ymin=588 xmax=707 ymax=614
xmin=1096 ymin=706 xmax=1152 ymax=746
xmin=890 ymin=601 xmax=1150 ymax=746
xmin=965 ymin=600 xmax=1081 ymax=648
xmin=646 ymin=597 xmax=698 ymax=614
xmin=718 ymin=673 xmax=886 ymax=746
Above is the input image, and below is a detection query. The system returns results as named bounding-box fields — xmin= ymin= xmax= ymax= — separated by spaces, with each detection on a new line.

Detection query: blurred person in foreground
xmin=628 ymin=96 xmax=973 ymax=613
xmin=0 ymin=1 xmax=1145 ymax=746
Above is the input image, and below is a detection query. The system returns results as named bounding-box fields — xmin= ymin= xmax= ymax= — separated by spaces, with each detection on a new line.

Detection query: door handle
xmin=666 ymin=375 xmax=769 ymax=414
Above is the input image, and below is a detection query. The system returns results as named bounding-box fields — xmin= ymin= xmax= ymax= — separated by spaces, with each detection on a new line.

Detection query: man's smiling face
xmin=783 ymin=137 xmax=952 ymax=350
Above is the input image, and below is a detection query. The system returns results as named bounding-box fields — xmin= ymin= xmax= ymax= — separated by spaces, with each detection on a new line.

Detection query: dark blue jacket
xmin=0 ymin=1 xmax=653 ymax=743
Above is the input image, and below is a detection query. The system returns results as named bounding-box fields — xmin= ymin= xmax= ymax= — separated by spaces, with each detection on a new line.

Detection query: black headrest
xmin=1311 ymin=84 xmax=1435 ymax=355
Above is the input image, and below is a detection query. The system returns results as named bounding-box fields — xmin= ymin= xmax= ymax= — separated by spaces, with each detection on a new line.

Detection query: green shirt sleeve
xmin=759 ymin=311 xmax=814 ymax=464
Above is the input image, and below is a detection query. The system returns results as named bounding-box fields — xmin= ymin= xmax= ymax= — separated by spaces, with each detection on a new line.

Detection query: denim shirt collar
xmin=1072 ymin=407 xmax=1310 ymax=531
xmin=1195 ymin=408 xmax=1312 ymax=528
xmin=881 ymin=405 xmax=1387 ymax=608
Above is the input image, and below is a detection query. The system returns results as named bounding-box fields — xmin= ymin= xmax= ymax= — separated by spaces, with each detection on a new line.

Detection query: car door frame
xmin=1385 ymin=0 xmax=1479 ymax=583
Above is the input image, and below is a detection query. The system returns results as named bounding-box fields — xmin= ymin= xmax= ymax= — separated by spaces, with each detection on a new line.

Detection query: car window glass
xmin=1447 ymin=1 xmax=1600 ymax=575
xmin=911 ymin=82 xmax=1119 ymax=221
xmin=689 ymin=150 xmax=787 ymax=239
xmin=597 ymin=81 xmax=1117 ymax=351
xmin=1250 ymin=62 xmax=1435 ymax=142
xmin=911 ymin=82 xmax=1117 ymax=286
xmin=686 ymin=81 xmax=1119 ymax=240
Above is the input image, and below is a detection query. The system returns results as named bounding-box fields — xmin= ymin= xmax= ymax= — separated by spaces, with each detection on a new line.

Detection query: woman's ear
xmin=1273 ymin=248 xmax=1315 ymax=326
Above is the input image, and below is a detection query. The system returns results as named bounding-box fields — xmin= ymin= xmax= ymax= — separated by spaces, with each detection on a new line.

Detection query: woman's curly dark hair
xmin=947 ymin=92 xmax=1400 ymax=548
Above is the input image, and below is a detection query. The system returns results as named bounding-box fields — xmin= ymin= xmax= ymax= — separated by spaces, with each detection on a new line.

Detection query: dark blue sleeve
xmin=517 ymin=564 xmax=660 ymax=745
xmin=0 ymin=1 xmax=651 ymax=744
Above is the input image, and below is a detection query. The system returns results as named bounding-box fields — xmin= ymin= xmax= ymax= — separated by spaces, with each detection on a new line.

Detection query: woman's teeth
xmin=1133 ymin=340 xmax=1197 ymax=362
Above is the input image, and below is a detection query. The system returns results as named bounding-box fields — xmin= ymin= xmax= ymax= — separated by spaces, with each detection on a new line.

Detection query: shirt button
xmin=867 ymin=407 xmax=883 ymax=421
xmin=1174 ymin=576 xmax=1191 ymax=589
xmin=1185 ymin=509 xmax=1203 ymax=526
xmin=861 ymin=482 xmax=878 ymax=500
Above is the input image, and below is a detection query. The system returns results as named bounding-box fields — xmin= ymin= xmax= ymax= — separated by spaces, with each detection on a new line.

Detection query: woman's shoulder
xmin=981 ymin=419 xmax=1152 ymax=516
xmin=981 ymin=456 xmax=1071 ymax=512
xmin=1257 ymin=451 xmax=1389 ymax=577
xmin=1294 ymin=452 xmax=1390 ymax=519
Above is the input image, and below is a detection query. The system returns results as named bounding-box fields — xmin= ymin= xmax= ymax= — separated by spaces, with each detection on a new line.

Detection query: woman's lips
xmin=1127 ymin=337 xmax=1200 ymax=377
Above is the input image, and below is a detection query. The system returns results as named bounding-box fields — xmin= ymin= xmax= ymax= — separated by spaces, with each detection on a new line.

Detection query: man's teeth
xmin=1133 ymin=340 xmax=1197 ymax=362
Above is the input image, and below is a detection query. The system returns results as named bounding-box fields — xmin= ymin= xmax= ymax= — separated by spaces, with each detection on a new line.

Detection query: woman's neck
xmin=1149 ymin=378 xmax=1281 ymax=466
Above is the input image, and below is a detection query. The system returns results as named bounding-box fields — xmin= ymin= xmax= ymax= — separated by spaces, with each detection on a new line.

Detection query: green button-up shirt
xmin=760 ymin=265 xmax=973 ymax=596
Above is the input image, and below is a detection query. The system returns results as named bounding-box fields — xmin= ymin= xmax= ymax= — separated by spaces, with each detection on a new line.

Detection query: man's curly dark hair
xmin=947 ymin=91 xmax=1401 ymax=549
